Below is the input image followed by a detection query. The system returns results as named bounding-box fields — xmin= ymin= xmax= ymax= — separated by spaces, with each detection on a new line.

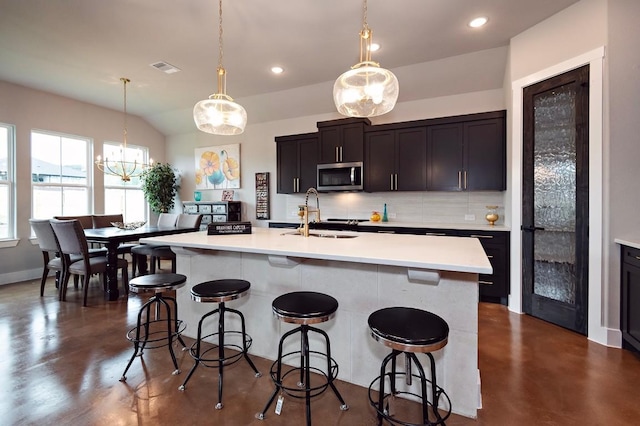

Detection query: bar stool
xmin=368 ymin=307 xmax=452 ymax=426
xmin=119 ymin=273 xmax=187 ymax=382
xmin=178 ymin=279 xmax=261 ymax=409
xmin=256 ymin=291 xmax=348 ymax=425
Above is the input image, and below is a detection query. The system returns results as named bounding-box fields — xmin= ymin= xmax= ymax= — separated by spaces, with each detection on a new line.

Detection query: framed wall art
xmin=195 ymin=144 xmax=240 ymax=189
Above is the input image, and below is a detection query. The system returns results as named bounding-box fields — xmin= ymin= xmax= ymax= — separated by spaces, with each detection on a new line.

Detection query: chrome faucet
xmin=299 ymin=188 xmax=321 ymax=237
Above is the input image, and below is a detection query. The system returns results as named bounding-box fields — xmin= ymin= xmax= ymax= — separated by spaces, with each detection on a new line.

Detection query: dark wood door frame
xmin=522 ymin=65 xmax=590 ymax=334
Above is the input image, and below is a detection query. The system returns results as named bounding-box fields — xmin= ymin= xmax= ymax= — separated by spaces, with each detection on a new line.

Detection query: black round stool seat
xmin=272 ymin=291 xmax=338 ymax=325
xmin=128 ymin=273 xmax=187 ymax=293
xmin=191 ymin=279 xmax=250 ymax=302
xmin=369 ymin=307 xmax=449 ymax=353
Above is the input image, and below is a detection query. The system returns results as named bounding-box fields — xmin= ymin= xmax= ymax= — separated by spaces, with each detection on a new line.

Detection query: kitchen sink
xmin=280 ymin=231 xmax=358 ymax=239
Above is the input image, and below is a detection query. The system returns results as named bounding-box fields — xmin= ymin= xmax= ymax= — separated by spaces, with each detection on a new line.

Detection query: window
xmin=31 ymin=130 xmax=91 ymax=219
xmin=102 ymin=142 xmax=148 ymax=222
xmin=0 ymin=124 xmax=15 ymax=240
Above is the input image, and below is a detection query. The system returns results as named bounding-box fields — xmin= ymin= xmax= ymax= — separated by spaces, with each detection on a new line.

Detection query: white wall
xmin=166 ymin=89 xmax=506 ymax=226
xmin=0 ymin=81 xmax=166 ymax=282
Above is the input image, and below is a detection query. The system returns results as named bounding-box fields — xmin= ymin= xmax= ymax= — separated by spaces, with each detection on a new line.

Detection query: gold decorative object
xmin=95 ymin=78 xmax=152 ymax=182
xmin=111 ymin=221 xmax=146 ymax=230
xmin=485 ymin=206 xmax=499 ymax=226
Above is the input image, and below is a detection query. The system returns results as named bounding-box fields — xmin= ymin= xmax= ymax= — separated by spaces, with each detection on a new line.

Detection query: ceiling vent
xmin=150 ymin=61 xmax=181 ymax=74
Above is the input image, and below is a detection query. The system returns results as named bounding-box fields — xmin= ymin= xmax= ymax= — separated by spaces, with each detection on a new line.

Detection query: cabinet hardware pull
xmin=424 ymin=232 xmax=447 ymax=236
xmin=464 ymin=170 xmax=468 ymax=190
xmin=458 ymin=171 xmax=462 ymax=189
xmin=335 ymin=146 xmax=339 ymax=162
xmin=487 ymin=255 xmax=494 ymax=259
xmin=377 ymin=230 xmax=395 ymax=234
xmin=479 ymin=280 xmax=493 ymax=285
xmin=470 ymin=234 xmax=493 ymax=239
xmin=390 ymin=174 xmax=394 ymax=190
xmin=394 ymin=173 xmax=398 ymax=191
xmin=340 ymin=146 xmax=343 ymax=162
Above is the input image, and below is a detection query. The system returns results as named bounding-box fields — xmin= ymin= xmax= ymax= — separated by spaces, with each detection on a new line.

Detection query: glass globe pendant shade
xmin=333 ymin=62 xmax=399 ymax=117
xmin=193 ymin=93 xmax=247 ymax=135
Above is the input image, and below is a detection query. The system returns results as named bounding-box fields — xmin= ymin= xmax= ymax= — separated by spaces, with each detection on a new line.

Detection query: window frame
xmin=30 ymin=129 xmax=93 ymax=219
xmin=0 ymin=123 xmax=17 ymax=246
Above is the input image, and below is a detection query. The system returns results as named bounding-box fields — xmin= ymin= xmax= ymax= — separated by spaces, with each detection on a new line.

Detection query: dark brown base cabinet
xmin=357 ymin=225 xmax=510 ymax=304
xmin=621 ymin=245 xmax=640 ymax=352
xmin=276 ymin=132 xmax=318 ymax=194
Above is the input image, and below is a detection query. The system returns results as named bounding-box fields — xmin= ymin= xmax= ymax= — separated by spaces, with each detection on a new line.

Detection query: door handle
xmin=521 ymin=226 xmax=545 ymax=232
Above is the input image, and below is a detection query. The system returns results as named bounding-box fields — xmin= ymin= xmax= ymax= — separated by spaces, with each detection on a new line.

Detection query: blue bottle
xmin=382 ymin=203 xmax=388 ymax=222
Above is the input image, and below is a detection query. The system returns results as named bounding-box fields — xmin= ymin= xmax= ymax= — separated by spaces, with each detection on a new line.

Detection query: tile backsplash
xmin=283 ymin=191 xmax=506 ymax=226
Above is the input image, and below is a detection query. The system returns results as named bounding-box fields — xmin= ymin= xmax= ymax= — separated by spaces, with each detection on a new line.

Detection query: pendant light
xmin=193 ymin=0 xmax=247 ymax=135
xmin=95 ymin=78 xmax=152 ymax=182
xmin=333 ymin=0 xmax=399 ymax=118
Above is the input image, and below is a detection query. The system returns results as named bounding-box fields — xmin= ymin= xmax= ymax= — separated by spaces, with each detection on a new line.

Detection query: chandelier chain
xmin=363 ymin=0 xmax=369 ymax=30
xmin=121 ymin=77 xmax=129 ymax=147
xmin=218 ymin=0 xmax=224 ymax=69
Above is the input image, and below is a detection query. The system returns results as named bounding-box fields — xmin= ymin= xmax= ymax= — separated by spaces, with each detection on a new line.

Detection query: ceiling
xmin=0 ymin=0 xmax=579 ymax=136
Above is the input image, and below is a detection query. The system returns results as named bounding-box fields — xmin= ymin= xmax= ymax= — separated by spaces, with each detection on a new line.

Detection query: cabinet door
xmin=465 ymin=118 xmax=506 ymax=191
xmin=622 ymin=247 xmax=640 ymax=352
xmin=319 ymin=124 xmax=364 ymax=163
xmin=298 ymin=136 xmax=319 ymax=192
xmin=276 ymin=140 xmax=299 ymax=194
xmin=396 ymin=127 xmax=427 ymax=191
xmin=365 ymin=131 xmax=396 ymax=192
xmin=427 ymin=123 xmax=464 ymax=191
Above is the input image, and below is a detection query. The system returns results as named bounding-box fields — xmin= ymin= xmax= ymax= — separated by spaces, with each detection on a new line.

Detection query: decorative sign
xmin=255 ymin=172 xmax=270 ymax=220
xmin=221 ymin=190 xmax=234 ymax=201
xmin=207 ymin=221 xmax=252 ymax=235
xmin=194 ymin=144 xmax=241 ymax=189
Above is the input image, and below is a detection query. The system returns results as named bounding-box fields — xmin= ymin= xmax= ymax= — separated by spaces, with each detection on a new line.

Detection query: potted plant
xmin=141 ymin=163 xmax=179 ymax=214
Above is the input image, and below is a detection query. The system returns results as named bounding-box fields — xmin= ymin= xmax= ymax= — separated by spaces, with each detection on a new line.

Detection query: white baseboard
xmin=0 ymin=268 xmax=44 ymax=286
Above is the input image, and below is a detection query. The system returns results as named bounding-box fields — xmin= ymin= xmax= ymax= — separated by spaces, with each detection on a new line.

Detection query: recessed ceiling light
xmin=271 ymin=66 xmax=284 ymax=74
xmin=369 ymin=43 xmax=380 ymax=52
xmin=469 ymin=16 xmax=488 ymax=28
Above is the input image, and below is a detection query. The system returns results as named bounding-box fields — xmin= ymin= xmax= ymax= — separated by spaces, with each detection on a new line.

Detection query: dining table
xmin=84 ymin=225 xmax=200 ymax=301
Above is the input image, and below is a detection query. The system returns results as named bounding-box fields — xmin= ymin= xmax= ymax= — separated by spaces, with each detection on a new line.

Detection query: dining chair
xmin=130 ymin=213 xmax=180 ymax=275
xmin=50 ymin=219 xmax=129 ymax=306
xmin=131 ymin=213 xmax=200 ymax=275
xmin=30 ymin=218 xmax=71 ymax=297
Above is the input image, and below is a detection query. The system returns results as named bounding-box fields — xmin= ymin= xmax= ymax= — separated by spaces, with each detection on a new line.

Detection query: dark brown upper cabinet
xmin=427 ymin=112 xmax=506 ymax=191
xmin=317 ymin=118 xmax=370 ymax=164
xmin=365 ymin=127 xmax=427 ymax=192
xmin=275 ymin=132 xmax=318 ymax=194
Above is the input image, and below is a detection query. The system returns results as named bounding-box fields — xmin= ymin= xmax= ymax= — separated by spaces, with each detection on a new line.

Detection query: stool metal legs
xmin=120 ymin=293 xmax=186 ymax=382
xmin=178 ymin=301 xmax=261 ymax=409
xmin=370 ymin=349 xmax=451 ymax=426
xmin=257 ymin=324 xmax=348 ymax=426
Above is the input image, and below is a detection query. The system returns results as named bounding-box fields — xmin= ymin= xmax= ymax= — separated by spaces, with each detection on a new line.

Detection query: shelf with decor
xmin=183 ymin=201 xmax=242 ymax=230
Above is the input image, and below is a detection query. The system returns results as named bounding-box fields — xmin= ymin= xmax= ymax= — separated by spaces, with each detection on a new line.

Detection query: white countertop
xmin=615 ymin=236 xmax=640 ymax=250
xmin=141 ymin=227 xmax=492 ymax=274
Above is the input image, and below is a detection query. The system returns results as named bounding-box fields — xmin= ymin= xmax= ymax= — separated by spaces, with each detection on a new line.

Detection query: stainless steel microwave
xmin=317 ymin=161 xmax=363 ymax=192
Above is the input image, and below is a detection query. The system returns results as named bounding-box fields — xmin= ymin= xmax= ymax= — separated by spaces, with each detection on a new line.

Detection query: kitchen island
xmin=140 ymin=227 xmax=491 ymax=418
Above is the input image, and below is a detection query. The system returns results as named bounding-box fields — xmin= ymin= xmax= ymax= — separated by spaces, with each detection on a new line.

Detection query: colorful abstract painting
xmin=194 ymin=144 xmax=240 ymax=189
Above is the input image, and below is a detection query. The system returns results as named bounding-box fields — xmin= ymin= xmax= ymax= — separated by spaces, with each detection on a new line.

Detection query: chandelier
xmin=333 ymin=0 xmax=399 ymax=118
xmin=95 ymin=78 xmax=151 ymax=182
xmin=193 ymin=0 xmax=247 ymax=135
